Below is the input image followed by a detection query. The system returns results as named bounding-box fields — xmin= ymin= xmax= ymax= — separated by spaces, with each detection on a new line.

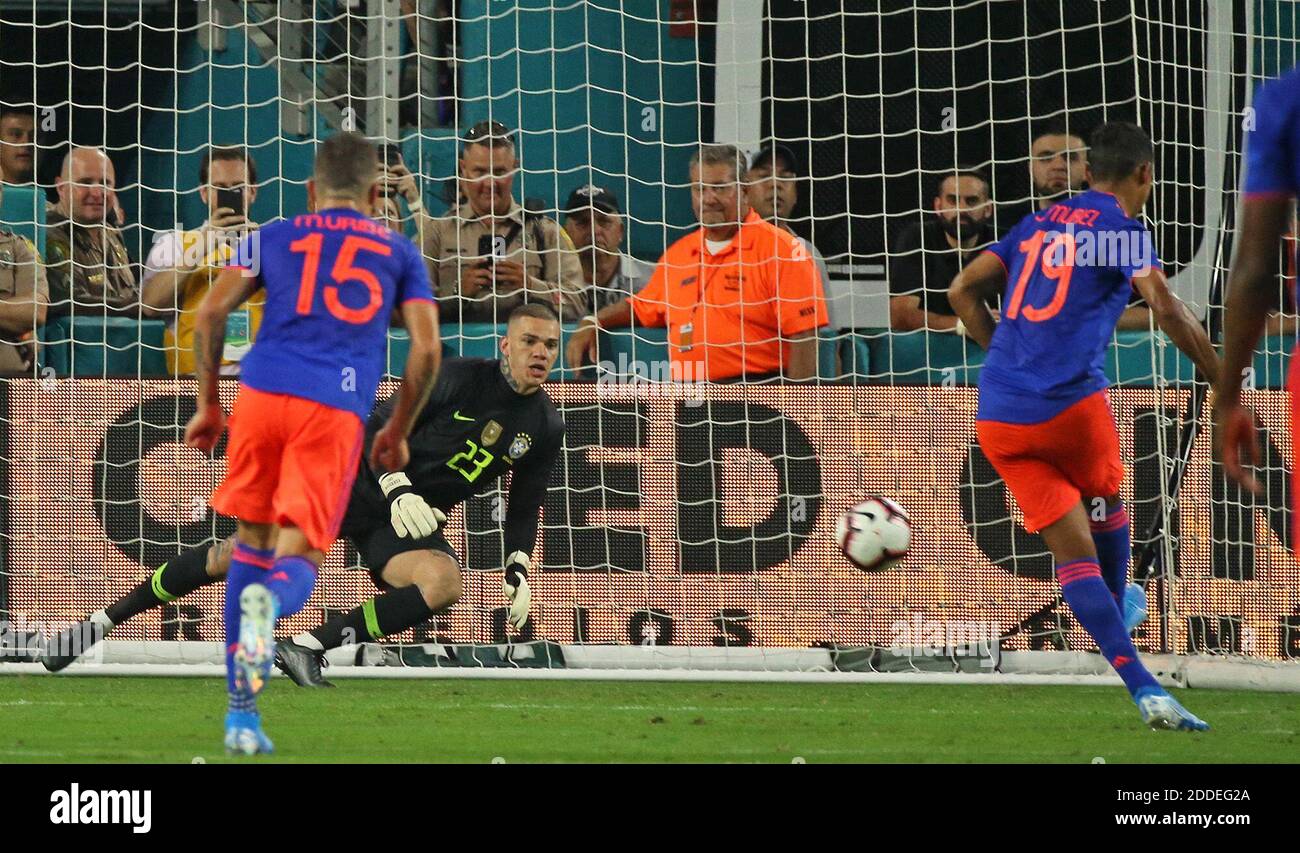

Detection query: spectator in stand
xmin=1002 ymin=122 xmax=1152 ymax=330
xmin=562 ymin=183 xmax=653 ymax=312
xmin=45 ymin=146 xmax=138 ymax=317
xmin=421 ymin=120 xmax=587 ymax=322
xmin=889 ymin=167 xmax=996 ymax=333
xmin=141 ymin=145 xmax=264 ymax=375
xmin=566 ymin=143 xmax=828 ymax=382
xmin=745 ymin=142 xmax=830 ymax=290
xmin=0 ymin=104 xmax=36 ymax=185
xmin=0 ymin=163 xmax=48 ymax=372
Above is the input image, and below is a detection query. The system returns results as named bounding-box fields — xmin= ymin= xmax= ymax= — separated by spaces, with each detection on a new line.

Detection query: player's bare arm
xmin=1131 ymin=267 xmax=1221 ymax=385
xmin=371 ymin=297 xmax=441 ymax=473
xmin=947 ymin=251 xmax=1005 ymax=348
xmin=1214 ymin=194 xmax=1292 ymax=493
xmin=184 ymin=266 xmax=260 ymax=451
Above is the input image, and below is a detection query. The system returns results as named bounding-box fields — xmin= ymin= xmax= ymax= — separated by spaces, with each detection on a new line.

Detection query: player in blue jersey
xmin=183 ymin=132 xmax=441 ymax=754
xmin=1218 ymin=69 xmax=1300 ymax=520
xmin=949 ymin=122 xmax=1220 ymax=731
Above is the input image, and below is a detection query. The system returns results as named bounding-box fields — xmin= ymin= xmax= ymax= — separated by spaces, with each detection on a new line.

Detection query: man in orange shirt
xmin=566 ymin=143 xmax=827 ymax=381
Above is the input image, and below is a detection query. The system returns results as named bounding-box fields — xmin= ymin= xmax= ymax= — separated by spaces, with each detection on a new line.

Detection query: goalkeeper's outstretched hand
xmin=503 ymin=551 xmax=532 ymax=631
xmin=378 ymin=472 xmax=446 ymax=538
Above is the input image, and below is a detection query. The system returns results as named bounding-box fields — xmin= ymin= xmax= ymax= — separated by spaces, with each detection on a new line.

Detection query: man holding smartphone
xmin=375 ymin=143 xmax=424 ymax=237
xmin=422 ymin=120 xmax=587 ymax=322
xmin=141 ymin=145 xmax=265 ymax=375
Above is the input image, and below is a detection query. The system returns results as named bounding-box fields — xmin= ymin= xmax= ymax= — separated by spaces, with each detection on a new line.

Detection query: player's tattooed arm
xmin=192 ymin=267 xmax=258 ymax=404
xmin=948 ymin=252 xmax=1006 ymax=348
xmin=184 ymin=267 xmax=259 ymax=451
xmin=372 ymin=299 xmax=442 ymax=472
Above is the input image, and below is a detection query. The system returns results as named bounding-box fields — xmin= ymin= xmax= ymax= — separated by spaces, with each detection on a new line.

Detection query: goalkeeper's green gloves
xmin=503 ymin=551 xmax=532 ymax=630
xmin=378 ymin=471 xmax=446 ymax=539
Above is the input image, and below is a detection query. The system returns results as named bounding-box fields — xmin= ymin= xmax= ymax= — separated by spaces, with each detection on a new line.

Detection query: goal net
xmin=1 ymin=0 xmax=1298 ymax=677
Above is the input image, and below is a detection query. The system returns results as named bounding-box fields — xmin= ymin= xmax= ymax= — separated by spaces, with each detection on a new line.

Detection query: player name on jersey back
xmin=235 ymin=207 xmax=435 ymax=419
xmin=977 ymin=189 xmax=1161 ymax=425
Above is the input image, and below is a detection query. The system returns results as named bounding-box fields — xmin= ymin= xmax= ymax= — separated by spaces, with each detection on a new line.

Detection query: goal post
xmin=0 ymin=0 xmax=1298 ymax=681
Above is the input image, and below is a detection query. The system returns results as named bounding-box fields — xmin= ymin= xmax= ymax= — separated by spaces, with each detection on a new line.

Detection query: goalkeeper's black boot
xmin=274 ymin=639 xmax=334 ymax=688
xmin=41 ymin=618 xmax=108 ymax=672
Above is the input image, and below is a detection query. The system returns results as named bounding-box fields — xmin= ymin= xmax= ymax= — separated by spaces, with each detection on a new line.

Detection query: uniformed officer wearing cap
xmin=45 ymin=146 xmax=139 ymax=317
xmin=0 ymin=168 xmax=49 ymax=372
xmin=420 ymin=121 xmax=587 ymax=323
xmin=745 ymin=142 xmax=831 ymax=295
xmin=562 ymin=184 xmax=653 ymax=313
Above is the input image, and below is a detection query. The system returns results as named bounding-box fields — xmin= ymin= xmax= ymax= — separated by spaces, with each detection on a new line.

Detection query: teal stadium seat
xmin=0 ymin=184 xmax=46 ymax=256
xmin=390 ymin=322 xmax=596 ymax=379
xmin=854 ymin=328 xmax=1297 ymax=389
xmin=38 ymin=316 xmax=169 ymax=377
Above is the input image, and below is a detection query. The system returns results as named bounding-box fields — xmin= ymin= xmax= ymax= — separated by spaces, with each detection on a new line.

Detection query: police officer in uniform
xmin=0 ymin=172 xmax=48 ymax=371
xmin=45 ymin=147 xmax=138 ymax=316
xmin=421 ymin=121 xmax=587 ymax=322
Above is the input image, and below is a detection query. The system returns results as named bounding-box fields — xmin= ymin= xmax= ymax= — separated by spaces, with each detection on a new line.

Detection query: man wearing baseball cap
xmin=562 ymin=183 xmax=654 ymax=312
xmin=745 ymin=142 xmax=830 ymax=293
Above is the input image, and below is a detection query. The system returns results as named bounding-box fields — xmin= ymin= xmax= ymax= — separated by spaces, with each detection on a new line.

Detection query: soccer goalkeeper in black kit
xmin=43 ymin=304 xmax=565 ymax=685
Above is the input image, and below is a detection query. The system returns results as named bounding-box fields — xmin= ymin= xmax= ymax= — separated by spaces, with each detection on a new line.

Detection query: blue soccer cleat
xmin=1135 ymin=687 xmax=1210 ymax=732
xmin=234 ymin=583 xmax=277 ymax=696
xmin=1122 ymin=582 xmax=1148 ymax=633
xmin=224 ymin=711 xmax=274 ymax=755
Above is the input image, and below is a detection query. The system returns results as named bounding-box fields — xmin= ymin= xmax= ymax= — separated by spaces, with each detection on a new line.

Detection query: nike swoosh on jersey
xmin=453 ymin=411 xmax=474 ymax=421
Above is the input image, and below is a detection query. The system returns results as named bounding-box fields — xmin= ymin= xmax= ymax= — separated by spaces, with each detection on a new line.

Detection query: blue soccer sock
xmin=263 ymin=555 xmax=317 ymax=619
xmin=1057 ymin=558 xmax=1159 ymax=699
xmin=1089 ymin=500 xmax=1132 ymax=602
xmin=225 ymin=542 xmax=277 ymax=714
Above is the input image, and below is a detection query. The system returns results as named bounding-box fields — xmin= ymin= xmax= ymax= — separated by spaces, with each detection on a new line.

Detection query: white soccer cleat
xmin=235 ymin=584 xmax=276 ymax=695
xmin=1136 ymin=688 xmax=1210 ymax=732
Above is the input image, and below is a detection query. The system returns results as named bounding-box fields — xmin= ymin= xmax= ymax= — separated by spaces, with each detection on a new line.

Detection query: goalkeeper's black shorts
xmin=341 ymin=513 xmax=460 ymax=591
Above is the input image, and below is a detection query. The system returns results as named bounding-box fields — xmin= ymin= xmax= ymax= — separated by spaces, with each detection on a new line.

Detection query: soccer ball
xmin=835 ymin=497 xmax=911 ymax=571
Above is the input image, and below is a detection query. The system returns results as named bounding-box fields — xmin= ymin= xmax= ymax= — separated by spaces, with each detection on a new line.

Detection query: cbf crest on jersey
xmin=508 ymin=433 xmax=532 ymax=460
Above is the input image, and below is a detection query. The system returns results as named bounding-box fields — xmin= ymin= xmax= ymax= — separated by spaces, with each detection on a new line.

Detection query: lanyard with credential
xmin=684 ymin=242 xmax=727 ymax=352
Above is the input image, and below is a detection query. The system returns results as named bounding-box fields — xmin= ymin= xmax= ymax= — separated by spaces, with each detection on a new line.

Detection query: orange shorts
xmin=210 ymin=386 xmax=365 ymax=552
xmin=976 ymin=390 xmax=1124 ymax=533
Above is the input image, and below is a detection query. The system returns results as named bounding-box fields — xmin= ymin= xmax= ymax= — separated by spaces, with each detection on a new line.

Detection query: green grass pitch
xmin=2 ymin=676 xmax=1298 ymax=763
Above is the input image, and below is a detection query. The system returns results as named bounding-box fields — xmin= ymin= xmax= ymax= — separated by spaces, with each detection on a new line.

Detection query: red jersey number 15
xmin=1005 ymin=230 xmax=1076 ymax=323
xmin=290 ymin=233 xmax=393 ymax=324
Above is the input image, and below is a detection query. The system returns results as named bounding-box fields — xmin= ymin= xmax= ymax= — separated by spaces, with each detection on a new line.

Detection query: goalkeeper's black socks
xmin=104 ymin=544 xmax=216 ymax=625
xmin=300 ymin=586 xmax=434 ymax=651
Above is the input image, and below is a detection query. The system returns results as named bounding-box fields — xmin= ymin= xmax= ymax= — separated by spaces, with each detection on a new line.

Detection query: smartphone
xmin=382 ymin=143 xmax=404 ymax=168
xmin=214 ymin=186 xmax=245 ymax=216
xmin=477 ymin=234 xmax=495 ymax=266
